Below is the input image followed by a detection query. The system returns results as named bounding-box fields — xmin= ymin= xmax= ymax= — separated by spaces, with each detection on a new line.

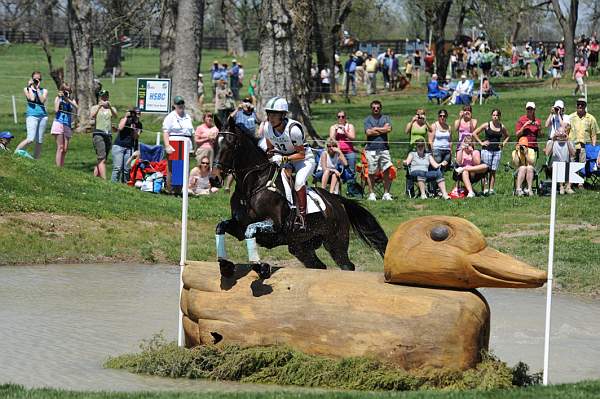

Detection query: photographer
xmin=90 ymin=90 xmax=118 ymax=179
xmin=112 ymin=107 xmax=142 ymax=183
xmin=515 ymin=101 xmax=542 ymax=159
xmin=15 ymin=71 xmax=48 ymax=159
xmin=512 ymin=137 xmax=536 ymax=196
xmin=232 ymin=98 xmax=260 ymax=138
xmin=50 ymin=83 xmax=78 ymax=167
xmin=544 ymin=126 xmax=575 ymax=194
xmin=544 ymin=100 xmax=570 ymax=139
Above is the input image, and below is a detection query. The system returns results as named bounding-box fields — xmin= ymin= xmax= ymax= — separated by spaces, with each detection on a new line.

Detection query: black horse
xmin=213 ymin=117 xmax=388 ymax=279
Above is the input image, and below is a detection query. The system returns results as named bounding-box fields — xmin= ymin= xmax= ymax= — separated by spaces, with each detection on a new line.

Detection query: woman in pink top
xmin=455 ymin=137 xmax=488 ymax=198
xmin=453 ymin=105 xmax=478 ymax=151
xmin=328 ymin=110 xmax=357 ymax=174
xmin=572 ymin=58 xmax=588 ymax=96
xmin=194 ymin=111 xmax=219 ymax=167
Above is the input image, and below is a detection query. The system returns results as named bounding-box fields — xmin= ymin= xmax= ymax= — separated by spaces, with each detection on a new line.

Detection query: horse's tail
xmin=339 ymin=196 xmax=388 ymax=257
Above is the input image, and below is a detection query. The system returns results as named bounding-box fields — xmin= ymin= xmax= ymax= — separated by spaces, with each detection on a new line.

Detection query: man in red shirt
xmin=515 ymin=101 xmax=542 ymax=160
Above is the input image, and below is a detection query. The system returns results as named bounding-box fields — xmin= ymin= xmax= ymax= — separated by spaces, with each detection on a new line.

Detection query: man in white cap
xmin=544 ymin=99 xmax=570 ymax=139
xmin=515 ymin=101 xmax=542 ymax=158
xmin=451 ymin=74 xmax=472 ymax=104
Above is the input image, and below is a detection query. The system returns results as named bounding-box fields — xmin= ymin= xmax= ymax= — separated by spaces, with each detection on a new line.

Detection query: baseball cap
xmin=0 ymin=131 xmax=14 ymax=139
xmin=213 ymin=60 xmax=219 ymax=64
xmin=242 ymin=97 xmax=252 ymax=104
xmin=232 ymin=58 xmax=237 ymax=63
xmin=99 ymin=90 xmax=109 ymax=97
xmin=577 ymin=97 xmax=587 ymax=105
xmin=517 ymin=137 xmax=529 ymax=147
xmin=553 ymin=100 xmax=565 ymax=109
xmin=525 ymin=101 xmax=536 ymax=109
xmin=173 ymin=95 xmax=185 ymax=105
xmin=461 ymin=74 xmax=467 ymax=79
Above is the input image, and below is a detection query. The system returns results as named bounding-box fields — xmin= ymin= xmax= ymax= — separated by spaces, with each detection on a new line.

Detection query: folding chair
xmin=356 ymin=151 xmax=396 ymax=198
xmin=583 ymin=144 xmax=600 ymax=188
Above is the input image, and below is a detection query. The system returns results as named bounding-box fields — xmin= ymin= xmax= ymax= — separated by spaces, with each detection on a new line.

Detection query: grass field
xmin=1 ymin=44 xmax=598 ymax=293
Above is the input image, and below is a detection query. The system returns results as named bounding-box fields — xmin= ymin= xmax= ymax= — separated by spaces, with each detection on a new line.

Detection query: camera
xmin=554 ymin=107 xmax=560 ymax=113
xmin=32 ymin=78 xmax=40 ymax=86
xmin=63 ymin=91 xmax=70 ymax=99
xmin=417 ymin=115 xmax=424 ymax=120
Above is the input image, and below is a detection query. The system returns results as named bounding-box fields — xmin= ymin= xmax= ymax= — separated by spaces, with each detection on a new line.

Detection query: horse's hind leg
xmin=323 ymin=236 xmax=355 ymax=271
xmin=289 ymin=238 xmax=327 ymax=269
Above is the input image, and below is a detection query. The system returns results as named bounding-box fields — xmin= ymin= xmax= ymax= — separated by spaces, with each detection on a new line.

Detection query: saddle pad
xmin=280 ymin=173 xmax=327 ymax=214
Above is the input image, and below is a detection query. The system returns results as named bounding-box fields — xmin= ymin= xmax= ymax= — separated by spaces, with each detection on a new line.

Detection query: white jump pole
xmin=12 ymin=95 xmax=17 ymax=124
xmin=156 ymin=131 xmax=161 ymax=146
xmin=584 ymin=84 xmax=588 ymax=104
xmin=174 ymin=137 xmax=190 ymax=347
xmin=479 ymin=75 xmax=484 ymax=105
xmin=542 ymin=162 xmax=558 ymax=385
xmin=112 ymin=67 xmax=116 ymax=84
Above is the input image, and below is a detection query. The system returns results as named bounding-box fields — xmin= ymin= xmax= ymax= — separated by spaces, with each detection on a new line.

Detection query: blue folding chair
xmin=583 ymin=144 xmax=600 ymax=188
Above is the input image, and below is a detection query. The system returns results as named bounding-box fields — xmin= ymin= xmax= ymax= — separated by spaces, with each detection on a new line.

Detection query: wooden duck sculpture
xmin=181 ymin=216 xmax=547 ymax=371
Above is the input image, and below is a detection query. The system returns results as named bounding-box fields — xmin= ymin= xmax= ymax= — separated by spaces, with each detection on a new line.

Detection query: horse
xmin=212 ymin=116 xmax=388 ymax=279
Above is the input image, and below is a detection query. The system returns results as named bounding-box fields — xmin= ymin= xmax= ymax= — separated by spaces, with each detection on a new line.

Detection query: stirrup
xmin=293 ymin=214 xmax=307 ymax=231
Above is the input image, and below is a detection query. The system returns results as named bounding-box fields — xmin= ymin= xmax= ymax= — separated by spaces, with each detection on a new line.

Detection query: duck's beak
xmin=467 ymin=247 xmax=547 ymax=288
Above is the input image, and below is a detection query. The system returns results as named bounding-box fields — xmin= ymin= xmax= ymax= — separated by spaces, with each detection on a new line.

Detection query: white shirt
xmin=320 ymin=68 xmax=330 ymax=84
xmin=549 ymin=114 xmax=571 ymax=139
xmin=455 ymin=80 xmax=471 ymax=95
xmin=162 ymin=110 xmax=194 ymax=138
xmin=265 ymin=118 xmax=313 ymax=159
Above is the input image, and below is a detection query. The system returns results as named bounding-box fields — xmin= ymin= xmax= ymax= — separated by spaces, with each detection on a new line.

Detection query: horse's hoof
xmin=219 ymin=259 xmax=235 ymax=278
xmin=253 ymin=263 xmax=271 ymax=279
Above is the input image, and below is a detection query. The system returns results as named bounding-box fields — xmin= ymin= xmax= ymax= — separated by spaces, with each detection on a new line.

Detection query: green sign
xmin=136 ymin=78 xmax=171 ymax=113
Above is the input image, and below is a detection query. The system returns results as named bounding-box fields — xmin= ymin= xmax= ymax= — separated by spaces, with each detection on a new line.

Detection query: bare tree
xmin=159 ymin=0 xmax=178 ymax=78
xmin=171 ymin=0 xmax=205 ymax=119
xmin=258 ymin=0 xmax=320 ymax=141
xmin=67 ymin=0 xmax=95 ymax=131
xmin=551 ymin=0 xmax=579 ymax=72
xmin=221 ymin=0 xmax=245 ymax=57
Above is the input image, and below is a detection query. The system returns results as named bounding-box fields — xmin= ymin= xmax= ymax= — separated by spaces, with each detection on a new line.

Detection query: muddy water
xmin=0 ymin=264 xmax=598 ymax=392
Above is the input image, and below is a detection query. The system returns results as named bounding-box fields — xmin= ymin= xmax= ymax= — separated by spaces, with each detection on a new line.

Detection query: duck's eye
xmin=430 ymin=225 xmax=450 ymax=241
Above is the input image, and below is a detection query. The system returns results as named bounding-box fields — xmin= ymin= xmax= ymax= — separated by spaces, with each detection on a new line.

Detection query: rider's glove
xmin=271 ymin=154 xmax=287 ymax=166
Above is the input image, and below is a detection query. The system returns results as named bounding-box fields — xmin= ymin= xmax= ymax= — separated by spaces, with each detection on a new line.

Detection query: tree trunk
xmin=433 ymin=0 xmax=453 ymax=77
xmin=181 ymin=262 xmax=490 ymax=371
xmin=172 ymin=0 xmax=204 ymax=119
xmin=258 ymin=0 xmax=320 ymax=142
xmin=38 ymin=0 xmax=63 ymax=89
xmin=159 ymin=0 xmax=178 ymax=78
xmin=101 ymin=44 xmax=122 ymax=77
xmin=551 ymin=0 xmax=579 ymax=73
xmin=455 ymin=2 xmax=467 ymax=41
xmin=221 ymin=0 xmax=245 ymax=57
xmin=67 ymin=0 xmax=95 ymax=131
xmin=510 ymin=0 xmax=525 ymax=44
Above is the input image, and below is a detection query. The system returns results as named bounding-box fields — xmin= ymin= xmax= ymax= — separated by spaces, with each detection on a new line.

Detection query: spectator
xmin=544 ymin=100 xmax=570 ymax=139
xmin=15 ymin=71 xmax=48 ymax=159
xmin=455 ymin=137 xmax=488 ymax=198
xmin=112 ymin=108 xmax=142 ymax=183
xmin=194 ymin=111 xmax=218 ymax=166
xmin=50 ymin=83 xmax=78 ymax=167
xmin=189 ymin=156 xmax=218 ymax=195
xmin=473 ymin=109 xmax=509 ymax=195
xmin=544 ymin=127 xmax=575 ymax=194
xmin=197 ymin=74 xmax=204 ymax=109
xmin=429 ymin=109 xmax=452 ymax=169
xmin=329 ymin=110 xmax=356 ymax=177
xmin=381 ymin=53 xmax=391 ymax=89
xmin=162 ymin=95 xmax=194 ymax=154
xmin=0 ymin=131 xmax=14 ymax=151
xmin=210 ymin=60 xmax=220 ymax=97
xmin=454 ymin=105 xmax=478 ymax=148
xmin=534 ymin=42 xmax=546 ymax=79
xmin=355 ymin=50 xmax=365 ymax=86
xmin=404 ymin=58 xmax=413 ymax=82
xmin=467 ymin=44 xmax=479 ymax=79
xmin=215 ymin=79 xmax=234 ymax=123
xmin=90 ymin=90 xmax=118 ymax=179
xmin=238 ymin=63 xmax=244 ymax=87
xmin=413 ymin=50 xmax=422 ymax=82
xmin=550 ymin=52 xmax=562 ymax=89
xmin=572 ymin=58 xmax=588 ymax=96
xmin=427 ymin=73 xmax=449 ymax=104
xmin=511 ymin=137 xmax=536 ymax=196
xmin=450 ymin=74 xmax=472 ymax=105
xmin=403 ymin=138 xmax=450 ymax=200
xmin=229 ymin=59 xmax=240 ymax=100
xmin=365 ymin=53 xmax=378 ymax=94
xmin=515 ymin=101 xmax=542 ymax=157
xmin=424 ymin=50 xmax=435 ymax=76
xmin=320 ymin=66 xmax=332 ymax=104
xmin=557 ymin=42 xmax=566 ymax=70
xmin=248 ymin=74 xmax=258 ymax=105
xmin=232 ymin=98 xmax=259 ymax=138
xmin=472 ymin=77 xmax=491 ymax=103
xmin=568 ymin=97 xmax=598 ymax=190
xmin=364 ymin=100 xmax=393 ymax=201
xmin=344 ymin=54 xmax=357 ymax=96
xmin=589 ymin=38 xmax=599 ymax=69
xmin=316 ymin=138 xmax=348 ymax=194
xmin=405 ymin=108 xmax=429 ymax=149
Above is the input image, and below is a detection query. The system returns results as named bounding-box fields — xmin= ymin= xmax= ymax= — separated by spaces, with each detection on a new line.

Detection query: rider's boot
xmin=294 ymin=186 xmax=308 ymax=232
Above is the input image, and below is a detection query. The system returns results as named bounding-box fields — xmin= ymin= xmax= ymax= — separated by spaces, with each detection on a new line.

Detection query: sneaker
xmin=516 ymin=189 xmax=524 ymax=196
xmin=321 ymin=98 xmax=326 ymax=104
xmin=368 ymin=192 xmax=377 ymax=201
xmin=420 ymin=194 xmax=428 ymax=200
xmin=527 ymin=190 xmax=534 ymax=197
xmin=467 ymin=191 xmax=476 ymax=198
xmin=442 ymin=194 xmax=450 ymax=200
xmin=559 ymin=186 xmax=565 ymax=195
xmin=382 ymin=192 xmax=393 ymax=201
xmin=565 ymin=187 xmax=575 ymax=194
xmin=489 ymin=189 xmax=495 ymax=195
xmin=483 ymin=189 xmax=489 ymax=195
xmin=455 ymin=167 xmax=464 ymax=174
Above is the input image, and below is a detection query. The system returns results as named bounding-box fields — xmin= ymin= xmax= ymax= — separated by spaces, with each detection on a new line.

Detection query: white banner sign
xmin=137 ymin=78 xmax=171 ymax=114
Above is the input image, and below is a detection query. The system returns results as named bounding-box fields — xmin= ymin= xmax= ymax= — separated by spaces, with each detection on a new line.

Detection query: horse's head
xmin=214 ymin=115 xmax=266 ymax=174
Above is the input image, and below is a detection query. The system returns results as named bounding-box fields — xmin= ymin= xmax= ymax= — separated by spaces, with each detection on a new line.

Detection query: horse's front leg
xmin=215 ymin=219 xmax=245 ymax=278
xmin=245 ymin=220 xmax=275 ymax=279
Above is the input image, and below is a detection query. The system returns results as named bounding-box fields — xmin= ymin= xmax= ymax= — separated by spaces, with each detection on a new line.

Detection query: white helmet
xmin=264 ymin=96 xmax=288 ymax=113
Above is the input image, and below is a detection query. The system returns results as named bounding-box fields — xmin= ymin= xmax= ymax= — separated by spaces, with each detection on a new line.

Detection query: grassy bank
xmin=0 ymin=44 xmax=599 ymax=294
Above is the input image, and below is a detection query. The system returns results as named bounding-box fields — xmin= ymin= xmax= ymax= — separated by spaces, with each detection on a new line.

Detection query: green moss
xmin=105 ymin=335 xmax=533 ymax=392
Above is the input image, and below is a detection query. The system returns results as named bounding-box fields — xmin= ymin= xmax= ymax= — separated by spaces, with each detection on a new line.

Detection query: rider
xmin=264 ymin=96 xmax=316 ymax=232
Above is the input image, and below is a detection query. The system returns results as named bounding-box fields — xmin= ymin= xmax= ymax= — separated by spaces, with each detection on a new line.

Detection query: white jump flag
xmin=543 ymin=161 xmax=585 ymax=385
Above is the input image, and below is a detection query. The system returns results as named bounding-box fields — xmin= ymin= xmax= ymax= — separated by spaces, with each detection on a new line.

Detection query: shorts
xmin=576 ymin=76 xmax=584 ymax=86
xmin=481 ymin=149 xmax=502 ymax=171
xmin=50 ymin=120 xmax=73 ymax=138
xmin=26 ymin=115 xmax=48 ymax=144
xmin=92 ymin=132 xmax=112 ymax=161
xmin=551 ymin=68 xmax=561 ymax=78
xmin=365 ymin=149 xmax=393 ymax=174
xmin=432 ymin=148 xmax=451 ymax=165
xmin=410 ymin=169 xmax=444 ymax=183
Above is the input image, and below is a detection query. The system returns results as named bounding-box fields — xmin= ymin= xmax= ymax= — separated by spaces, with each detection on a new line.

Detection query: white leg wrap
xmin=245 ymin=238 xmax=260 ymax=263
xmin=215 ymin=234 xmax=227 ymax=259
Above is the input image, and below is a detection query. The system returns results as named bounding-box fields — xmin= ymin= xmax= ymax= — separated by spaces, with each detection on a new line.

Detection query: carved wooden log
xmin=181 ymin=261 xmax=490 ymax=370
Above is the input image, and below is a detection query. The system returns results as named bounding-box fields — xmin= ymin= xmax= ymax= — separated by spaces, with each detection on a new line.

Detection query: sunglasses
xmin=200 ymin=162 xmax=210 ymax=165
xmin=371 ymin=106 xmax=381 ymax=110
xmin=337 ymin=115 xmax=346 ymax=118
xmin=439 ymin=114 xmax=448 ymax=118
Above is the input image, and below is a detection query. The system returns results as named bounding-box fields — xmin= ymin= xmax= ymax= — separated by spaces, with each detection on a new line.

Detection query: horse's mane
xmin=229 ymin=119 xmax=268 ymax=163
